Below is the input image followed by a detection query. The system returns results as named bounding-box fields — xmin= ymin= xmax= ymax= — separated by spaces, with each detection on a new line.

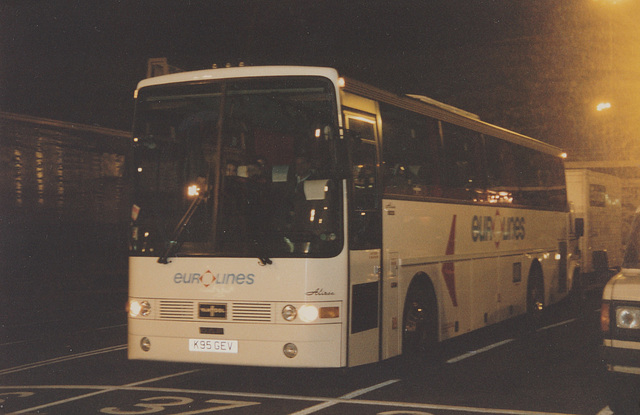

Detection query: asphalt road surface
xmin=1 ymin=286 xmax=614 ymax=415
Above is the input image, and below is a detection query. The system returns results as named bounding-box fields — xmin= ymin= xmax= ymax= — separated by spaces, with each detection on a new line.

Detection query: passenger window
xmin=380 ymin=103 xmax=441 ymax=197
xmin=440 ymin=123 xmax=484 ymax=200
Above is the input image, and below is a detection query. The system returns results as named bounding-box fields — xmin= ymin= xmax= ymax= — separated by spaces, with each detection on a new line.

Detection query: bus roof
xmin=136 ymin=65 xmax=340 ymax=90
xmin=343 ymin=76 xmax=564 ymax=158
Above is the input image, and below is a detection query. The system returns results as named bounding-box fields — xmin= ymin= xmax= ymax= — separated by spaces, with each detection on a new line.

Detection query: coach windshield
xmin=130 ymin=77 xmax=343 ymax=260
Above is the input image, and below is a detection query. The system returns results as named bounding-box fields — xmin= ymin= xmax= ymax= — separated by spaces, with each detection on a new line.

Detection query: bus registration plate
xmin=189 ymin=339 xmax=238 ymax=353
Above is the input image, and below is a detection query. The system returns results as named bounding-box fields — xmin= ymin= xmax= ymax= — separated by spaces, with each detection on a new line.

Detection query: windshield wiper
xmin=249 ymin=237 xmax=273 ymax=266
xmin=158 ymin=180 xmax=207 ymax=264
xmin=258 ymin=257 xmax=272 ymax=266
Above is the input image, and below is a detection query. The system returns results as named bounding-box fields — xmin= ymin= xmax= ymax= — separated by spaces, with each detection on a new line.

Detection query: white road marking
xmin=597 ymin=406 xmax=614 ymax=415
xmin=0 ymin=384 xmax=581 ymax=415
xmin=287 ymin=379 xmax=400 ymax=415
xmin=537 ymin=318 xmax=577 ymax=332
xmin=0 ymin=344 xmax=127 ymax=376
xmin=447 ymin=317 xmax=580 ymax=364
xmin=7 ymin=370 xmax=201 ymax=414
xmin=446 ymin=339 xmax=515 ymax=364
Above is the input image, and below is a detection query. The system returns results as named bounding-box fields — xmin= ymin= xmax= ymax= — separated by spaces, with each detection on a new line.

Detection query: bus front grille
xmin=159 ymin=300 xmax=194 ymax=320
xmin=231 ymin=302 xmax=273 ymax=322
xmin=156 ymin=300 xmax=273 ymax=322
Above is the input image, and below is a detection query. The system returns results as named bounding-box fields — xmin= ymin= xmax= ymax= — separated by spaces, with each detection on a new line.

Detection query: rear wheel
xmin=402 ymin=282 xmax=438 ymax=364
xmin=569 ymin=269 xmax=585 ymax=314
xmin=526 ymin=266 xmax=545 ymax=330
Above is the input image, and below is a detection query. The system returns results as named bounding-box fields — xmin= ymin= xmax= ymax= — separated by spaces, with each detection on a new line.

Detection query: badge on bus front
xmin=198 ymin=303 xmax=227 ymax=319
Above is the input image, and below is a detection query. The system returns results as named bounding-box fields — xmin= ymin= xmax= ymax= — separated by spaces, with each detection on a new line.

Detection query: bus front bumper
xmin=128 ymin=318 xmax=344 ymax=368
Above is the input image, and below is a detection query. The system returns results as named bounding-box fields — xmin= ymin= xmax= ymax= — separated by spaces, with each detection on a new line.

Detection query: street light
xmin=597 ymin=101 xmax=612 ymax=111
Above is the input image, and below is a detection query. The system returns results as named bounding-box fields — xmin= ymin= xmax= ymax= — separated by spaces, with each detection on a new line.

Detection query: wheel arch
xmin=405 ymin=272 xmax=437 ymax=306
xmin=402 ymin=272 xmax=439 ymax=343
xmin=527 ymin=259 xmax=544 ymax=286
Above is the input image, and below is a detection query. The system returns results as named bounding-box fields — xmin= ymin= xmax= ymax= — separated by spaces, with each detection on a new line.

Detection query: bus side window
xmin=513 ymin=146 xmax=566 ymax=209
xmin=484 ymin=135 xmax=518 ymax=204
xmin=380 ymin=103 xmax=441 ymax=197
xmin=440 ymin=123 xmax=484 ymax=200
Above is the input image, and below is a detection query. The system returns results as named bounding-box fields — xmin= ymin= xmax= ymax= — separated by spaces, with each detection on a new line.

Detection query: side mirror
xmin=574 ymin=217 xmax=584 ymax=238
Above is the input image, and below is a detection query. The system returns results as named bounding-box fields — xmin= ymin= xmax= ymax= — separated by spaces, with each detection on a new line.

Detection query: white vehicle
xmin=566 ymin=169 xmax=622 ymax=277
xmin=601 ymin=207 xmax=640 ymax=413
xmin=128 ymin=65 xmax=577 ymax=368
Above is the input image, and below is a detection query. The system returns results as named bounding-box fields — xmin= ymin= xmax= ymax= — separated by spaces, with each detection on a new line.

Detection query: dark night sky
xmin=2 ymin=0 xmax=640 ymax=158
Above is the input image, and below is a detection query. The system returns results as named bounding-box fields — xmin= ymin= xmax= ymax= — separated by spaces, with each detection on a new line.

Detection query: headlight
xmin=298 ymin=305 xmax=319 ymax=323
xmin=282 ymin=305 xmax=297 ymax=321
xmin=616 ymin=306 xmax=640 ymax=329
xmin=129 ymin=300 xmax=151 ymax=317
xmin=281 ymin=303 xmax=340 ymax=323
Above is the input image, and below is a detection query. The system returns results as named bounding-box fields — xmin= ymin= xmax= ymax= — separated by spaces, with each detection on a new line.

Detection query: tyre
xmin=569 ymin=269 xmax=585 ymax=315
xmin=526 ymin=265 xmax=545 ymax=331
xmin=402 ymin=281 xmax=438 ymax=365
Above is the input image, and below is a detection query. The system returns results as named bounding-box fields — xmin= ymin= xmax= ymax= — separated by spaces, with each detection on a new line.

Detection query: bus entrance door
xmin=345 ymin=112 xmax=382 ymax=366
